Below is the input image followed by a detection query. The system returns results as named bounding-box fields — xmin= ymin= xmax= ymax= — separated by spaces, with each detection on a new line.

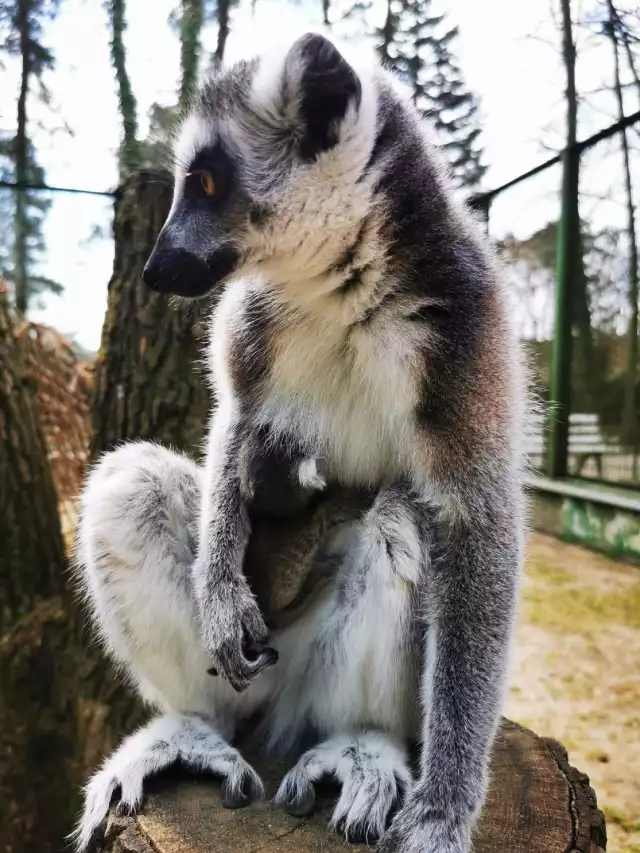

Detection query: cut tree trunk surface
xmin=98 ymin=720 xmax=606 ymax=853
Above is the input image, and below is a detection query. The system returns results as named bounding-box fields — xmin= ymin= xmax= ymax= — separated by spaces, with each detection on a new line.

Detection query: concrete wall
xmin=528 ymin=476 xmax=640 ymax=564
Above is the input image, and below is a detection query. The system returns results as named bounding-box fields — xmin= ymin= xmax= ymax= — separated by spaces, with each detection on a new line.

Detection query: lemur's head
xmin=143 ymin=32 xmax=386 ymax=300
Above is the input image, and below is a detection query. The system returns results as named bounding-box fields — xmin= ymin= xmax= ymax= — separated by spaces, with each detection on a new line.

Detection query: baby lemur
xmin=74 ymin=32 xmax=526 ymax=853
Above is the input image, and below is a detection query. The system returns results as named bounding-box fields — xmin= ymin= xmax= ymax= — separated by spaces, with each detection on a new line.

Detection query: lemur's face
xmin=143 ymin=33 xmax=379 ymax=299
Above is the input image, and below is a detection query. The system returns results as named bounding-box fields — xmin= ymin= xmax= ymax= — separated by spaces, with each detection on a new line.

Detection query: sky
xmin=0 ymin=0 xmax=638 ymax=351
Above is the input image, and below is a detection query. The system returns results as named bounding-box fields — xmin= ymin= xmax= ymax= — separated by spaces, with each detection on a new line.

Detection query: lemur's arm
xmin=379 ymin=467 xmax=522 ymax=853
xmin=194 ymin=402 xmax=278 ymax=692
xmin=195 ymin=402 xmax=326 ymax=691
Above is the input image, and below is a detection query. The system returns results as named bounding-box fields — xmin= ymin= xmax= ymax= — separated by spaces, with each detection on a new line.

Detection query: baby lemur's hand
xmin=238 ymin=427 xmax=326 ymax=519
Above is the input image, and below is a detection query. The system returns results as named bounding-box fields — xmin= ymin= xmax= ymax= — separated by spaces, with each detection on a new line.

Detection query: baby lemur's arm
xmin=238 ymin=425 xmax=326 ymax=519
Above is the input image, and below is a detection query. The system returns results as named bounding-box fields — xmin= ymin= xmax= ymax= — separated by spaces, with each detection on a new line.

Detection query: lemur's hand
xmin=199 ymin=570 xmax=278 ymax=692
xmin=376 ymin=790 xmax=471 ymax=853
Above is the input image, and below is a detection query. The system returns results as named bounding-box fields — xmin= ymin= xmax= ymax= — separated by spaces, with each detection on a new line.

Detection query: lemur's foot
xmin=377 ymin=789 xmax=472 ymax=853
xmin=70 ymin=713 xmax=264 ymax=851
xmin=276 ymin=731 xmax=409 ymax=844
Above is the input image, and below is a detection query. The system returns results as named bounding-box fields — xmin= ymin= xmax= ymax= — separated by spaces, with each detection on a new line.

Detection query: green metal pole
xmin=547 ymin=146 xmax=580 ymax=479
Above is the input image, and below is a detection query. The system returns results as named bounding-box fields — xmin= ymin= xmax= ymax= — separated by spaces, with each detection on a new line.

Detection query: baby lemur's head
xmin=143 ymin=32 xmax=418 ymax=304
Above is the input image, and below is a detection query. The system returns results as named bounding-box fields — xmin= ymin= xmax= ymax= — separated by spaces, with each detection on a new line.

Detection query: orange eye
xmin=200 ymin=170 xmax=215 ymax=196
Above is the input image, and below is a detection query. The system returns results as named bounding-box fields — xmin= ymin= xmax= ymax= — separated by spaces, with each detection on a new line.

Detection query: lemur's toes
xmin=221 ymin=765 xmax=265 ymax=809
xmin=221 ymin=777 xmax=251 ymax=808
xmin=276 ymin=768 xmax=317 ymax=818
xmin=114 ymin=797 xmax=139 ymax=817
xmin=285 ymin=781 xmax=316 ymax=817
xmin=335 ymin=817 xmax=373 ymax=845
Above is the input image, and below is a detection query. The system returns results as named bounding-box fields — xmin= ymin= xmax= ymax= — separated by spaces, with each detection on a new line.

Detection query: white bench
xmin=526 ymin=412 xmax=620 ymax=478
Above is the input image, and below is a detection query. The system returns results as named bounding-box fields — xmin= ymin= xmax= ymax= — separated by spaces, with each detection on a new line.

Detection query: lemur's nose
xmin=142 ymin=252 xmax=161 ymax=291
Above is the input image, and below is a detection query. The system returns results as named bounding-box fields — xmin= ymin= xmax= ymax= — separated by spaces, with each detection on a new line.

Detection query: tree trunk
xmin=560 ymin=0 xmax=595 ymax=413
xmin=108 ymin=0 xmax=140 ymax=177
xmin=179 ymin=0 xmax=204 ymax=111
xmin=0 ymin=291 xmax=141 ymax=853
xmin=0 ymin=294 xmax=79 ymax=851
xmin=0 ymin=293 xmax=66 ymax=629
xmin=547 ymin=0 xmax=581 ymax=477
xmin=13 ymin=0 xmax=30 ymax=314
xmin=96 ymin=720 xmax=607 ymax=853
xmin=90 ymin=171 xmax=209 ymax=459
xmin=378 ymin=0 xmax=395 ymax=63
xmin=214 ymin=0 xmax=232 ymax=68
xmin=606 ymin=0 xmax=639 ymax=472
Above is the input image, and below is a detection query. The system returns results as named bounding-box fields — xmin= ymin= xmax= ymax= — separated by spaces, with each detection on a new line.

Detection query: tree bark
xmin=14 ymin=0 xmax=30 ymax=314
xmin=0 ymin=293 xmax=66 ymax=628
xmin=0 ymin=291 xmax=141 ymax=853
xmin=90 ymin=171 xmax=209 ymax=459
xmin=108 ymin=0 xmax=140 ymax=177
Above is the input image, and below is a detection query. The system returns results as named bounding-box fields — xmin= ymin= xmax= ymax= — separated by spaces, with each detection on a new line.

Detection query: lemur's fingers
xmin=221 ymin=760 xmax=266 ymax=808
xmin=246 ymin=645 xmax=279 ymax=674
xmin=207 ymin=644 xmax=278 ymax=685
xmin=209 ymin=639 xmax=278 ymax=692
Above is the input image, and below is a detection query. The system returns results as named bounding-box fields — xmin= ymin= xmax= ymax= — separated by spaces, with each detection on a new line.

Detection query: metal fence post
xmin=546 ymin=146 xmax=580 ymax=478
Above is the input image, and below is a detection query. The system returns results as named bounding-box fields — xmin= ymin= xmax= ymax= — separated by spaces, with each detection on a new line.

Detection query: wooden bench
xmin=527 ymin=412 xmax=621 ymax=478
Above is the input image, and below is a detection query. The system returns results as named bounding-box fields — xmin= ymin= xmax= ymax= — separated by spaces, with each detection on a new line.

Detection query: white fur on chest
xmin=261 ymin=307 xmax=419 ymax=486
xmin=212 ymin=282 xmax=422 ymax=487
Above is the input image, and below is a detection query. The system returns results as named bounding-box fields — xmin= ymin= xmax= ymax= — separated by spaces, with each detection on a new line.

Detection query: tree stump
xmin=97 ymin=719 xmax=605 ymax=853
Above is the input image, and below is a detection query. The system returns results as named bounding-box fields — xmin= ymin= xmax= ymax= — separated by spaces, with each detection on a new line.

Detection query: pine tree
xmin=0 ymin=0 xmax=62 ymax=313
xmin=379 ymin=0 xmax=485 ymax=190
xmin=179 ymin=0 xmax=204 ymax=109
xmin=340 ymin=0 xmax=486 ymax=191
xmin=212 ymin=0 xmax=234 ymax=68
xmin=107 ymin=0 xmax=141 ymax=178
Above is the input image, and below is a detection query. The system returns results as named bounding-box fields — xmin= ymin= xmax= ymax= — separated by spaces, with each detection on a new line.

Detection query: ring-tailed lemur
xmin=73 ymin=32 xmax=525 ymax=853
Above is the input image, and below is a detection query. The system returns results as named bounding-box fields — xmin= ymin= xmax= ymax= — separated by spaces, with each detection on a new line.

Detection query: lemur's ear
xmin=285 ymin=33 xmax=362 ymax=161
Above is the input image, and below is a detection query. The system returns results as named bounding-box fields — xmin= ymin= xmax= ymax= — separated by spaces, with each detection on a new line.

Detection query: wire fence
xmin=472 ymin=110 xmax=640 ymax=489
xmin=1 ymin=110 xmax=639 ymax=491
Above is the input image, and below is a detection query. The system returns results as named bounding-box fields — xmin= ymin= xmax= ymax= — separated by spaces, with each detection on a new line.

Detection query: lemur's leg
xmin=72 ymin=442 xmax=268 ymax=851
xmin=270 ymin=487 xmax=425 ymax=840
xmin=275 ymin=732 xmax=410 ymax=843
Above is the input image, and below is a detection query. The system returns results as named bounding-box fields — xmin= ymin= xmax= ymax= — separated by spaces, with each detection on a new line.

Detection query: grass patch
xmin=526 ymin=559 xmax=574 ymax=587
xmin=522 ymin=560 xmax=640 ymax=632
xmin=603 ymin=806 xmax=640 ymax=835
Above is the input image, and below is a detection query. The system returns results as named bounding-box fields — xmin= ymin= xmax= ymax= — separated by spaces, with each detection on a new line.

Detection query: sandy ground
xmin=506 ymin=534 xmax=640 ymax=853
